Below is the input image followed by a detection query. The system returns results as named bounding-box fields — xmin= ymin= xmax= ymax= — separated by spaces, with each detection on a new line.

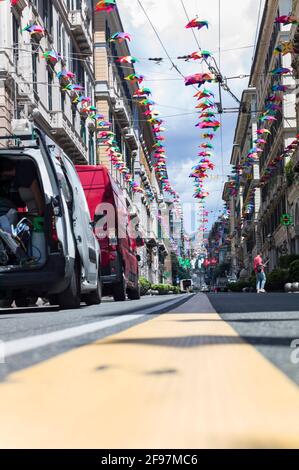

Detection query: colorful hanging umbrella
xmin=125 ymin=73 xmax=144 ymax=84
xmin=95 ymin=0 xmax=116 ymax=12
xmin=42 ymin=50 xmax=60 ymax=65
xmin=272 ymin=84 xmax=291 ymax=92
xmin=259 ymin=115 xmax=277 ymax=122
xmin=201 ymin=133 xmax=215 ymax=140
xmin=185 ymin=72 xmax=215 ymax=87
xmin=270 ymin=67 xmax=291 ymax=75
xmin=257 ymin=128 xmax=271 ymax=135
xmin=133 ymin=87 xmax=152 ymax=97
xmin=110 ymin=32 xmax=132 ymax=43
xmin=185 ymin=18 xmax=209 ymax=30
xmin=57 ymin=69 xmax=76 ymax=80
xmin=274 ymin=42 xmax=294 ymax=55
xmin=188 ymin=50 xmax=212 ymax=61
xmin=200 ymin=143 xmax=214 ymax=149
xmin=117 ymin=56 xmax=139 ymax=64
xmin=194 ymin=89 xmax=215 ymax=99
xmin=22 ymin=23 xmax=44 ymax=36
xmin=275 ymin=15 xmax=299 ymax=26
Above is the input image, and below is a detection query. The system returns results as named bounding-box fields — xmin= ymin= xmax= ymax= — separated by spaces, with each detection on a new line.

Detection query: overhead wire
xmin=179 ymin=0 xmax=241 ymax=106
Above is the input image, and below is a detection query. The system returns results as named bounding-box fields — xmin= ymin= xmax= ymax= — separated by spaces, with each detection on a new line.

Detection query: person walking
xmin=254 ymin=252 xmax=267 ymax=293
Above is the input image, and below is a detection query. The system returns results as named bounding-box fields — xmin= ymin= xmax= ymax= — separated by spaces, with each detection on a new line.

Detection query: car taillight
xmin=51 ymin=216 xmax=59 ymax=243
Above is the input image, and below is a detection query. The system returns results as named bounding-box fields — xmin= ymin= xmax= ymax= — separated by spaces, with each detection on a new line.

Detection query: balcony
xmin=114 ymin=99 xmax=130 ymax=128
xmin=159 ymin=240 xmax=169 ymax=256
xmin=49 ymin=111 xmax=88 ymax=164
xmin=124 ymin=127 xmax=138 ymax=150
xmin=145 ymin=231 xmax=158 ymax=247
xmin=11 ymin=0 xmax=27 ymax=14
xmin=241 ymin=219 xmax=254 ymax=237
xmin=68 ymin=10 xmax=92 ymax=56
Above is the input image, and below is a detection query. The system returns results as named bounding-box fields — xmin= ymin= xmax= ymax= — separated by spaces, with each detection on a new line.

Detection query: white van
xmin=0 ymin=123 xmax=101 ymax=309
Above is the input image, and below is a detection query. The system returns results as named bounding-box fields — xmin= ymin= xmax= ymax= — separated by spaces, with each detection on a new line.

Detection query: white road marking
xmin=1 ymin=295 xmax=190 ymax=359
xmin=3 ymin=314 xmax=144 ymax=359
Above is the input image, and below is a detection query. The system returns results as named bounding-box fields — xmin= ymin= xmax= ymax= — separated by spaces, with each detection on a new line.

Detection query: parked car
xmin=0 ymin=123 xmax=101 ymax=309
xmin=76 ymin=165 xmax=142 ymax=301
xmin=180 ymin=279 xmax=192 ymax=293
xmin=200 ymin=285 xmax=210 ymax=293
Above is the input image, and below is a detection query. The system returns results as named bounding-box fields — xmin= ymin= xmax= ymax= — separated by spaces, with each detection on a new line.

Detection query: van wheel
xmin=56 ymin=261 xmax=81 ymax=309
xmin=0 ymin=298 xmax=13 ymax=309
xmin=127 ymin=284 xmax=141 ymax=300
xmin=113 ymin=274 xmax=126 ymax=302
xmin=15 ymin=296 xmax=38 ymax=308
xmin=84 ymin=272 xmax=102 ymax=306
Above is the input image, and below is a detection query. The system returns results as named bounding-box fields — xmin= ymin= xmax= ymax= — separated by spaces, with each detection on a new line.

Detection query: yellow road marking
xmin=0 ymin=312 xmax=299 ymax=448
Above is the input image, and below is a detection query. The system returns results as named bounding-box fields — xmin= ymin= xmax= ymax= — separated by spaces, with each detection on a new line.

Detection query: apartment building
xmin=223 ymin=88 xmax=261 ymax=278
xmin=0 ymin=0 xmax=95 ymax=163
xmin=249 ymin=0 xmax=297 ymax=270
xmin=290 ymin=0 xmax=299 ymax=252
xmin=0 ymin=1 xmax=179 ymax=284
xmin=93 ymin=5 xmax=177 ymax=284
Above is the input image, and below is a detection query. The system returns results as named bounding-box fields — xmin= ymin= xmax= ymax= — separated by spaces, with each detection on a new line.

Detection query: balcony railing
xmin=114 ymin=99 xmax=131 ymax=128
xmin=12 ymin=0 xmax=27 ymax=14
xmin=68 ymin=10 xmax=92 ymax=56
xmin=49 ymin=111 xmax=88 ymax=163
xmin=124 ymin=128 xmax=138 ymax=150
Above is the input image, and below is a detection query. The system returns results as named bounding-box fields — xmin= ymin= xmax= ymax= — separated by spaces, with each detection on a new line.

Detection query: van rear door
xmin=62 ymin=157 xmax=98 ymax=283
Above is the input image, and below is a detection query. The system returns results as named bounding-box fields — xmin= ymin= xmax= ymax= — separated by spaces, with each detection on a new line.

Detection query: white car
xmin=200 ymin=285 xmax=210 ymax=293
xmin=0 ymin=123 xmax=101 ymax=309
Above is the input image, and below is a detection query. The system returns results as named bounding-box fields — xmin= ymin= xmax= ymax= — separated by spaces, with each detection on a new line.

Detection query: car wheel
xmin=84 ymin=271 xmax=102 ymax=306
xmin=127 ymin=284 xmax=141 ymax=300
xmin=56 ymin=260 xmax=81 ymax=309
xmin=112 ymin=273 xmax=126 ymax=302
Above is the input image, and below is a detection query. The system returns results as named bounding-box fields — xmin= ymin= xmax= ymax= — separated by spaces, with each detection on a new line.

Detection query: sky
xmin=117 ymin=0 xmax=265 ymax=233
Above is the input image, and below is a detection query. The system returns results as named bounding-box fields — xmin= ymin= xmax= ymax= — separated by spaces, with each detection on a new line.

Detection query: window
xmin=57 ymin=18 xmax=61 ymax=52
xmin=88 ymin=132 xmax=94 ymax=164
xmin=61 ymin=91 xmax=65 ymax=113
xmin=32 ymin=44 xmax=38 ymax=100
xmin=71 ymin=41 xmax=85 ymax=88
xmin=158 ymin=210 xmax=162 ymax=239
xmin=125 ymin=144 xmax=132 ymax=172
xmin=12 ymin=14 xmax=19 ymax=66
xmin=47 ymin=70 xmax=53 ymax=110
xmin=72 ymin=105 xmax=76 ymax=128
xmin=80 ymin=120 xmax=86 ymax=145
xmin=39 ymin=0 xmax=53 ymax=34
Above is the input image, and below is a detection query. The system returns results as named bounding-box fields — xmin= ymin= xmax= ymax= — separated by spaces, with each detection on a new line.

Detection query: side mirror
xmin=136 ymin=254 xmax=141 ymax=262
xmin=135 ymin=236 xmax=144 ymax=247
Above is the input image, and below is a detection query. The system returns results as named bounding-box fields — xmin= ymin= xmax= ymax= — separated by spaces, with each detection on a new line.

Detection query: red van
xmin=76 ymin=165 xmax=141 ymax=301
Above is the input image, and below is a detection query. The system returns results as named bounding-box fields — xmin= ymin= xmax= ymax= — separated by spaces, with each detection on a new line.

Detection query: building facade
xmin=250 ymin=0 xmax=297 ymax=270
xmin=0 ymin=1 xmax=179 ymax=285
xmin=0 ymin=0 xmax=95 ymax=163
xmin=224 ymin=88 xmax=261 ymax=278
xmin=93 ymin=5 xmax=182 ymax=284
xmin=222 ymin=0 xmax=299 ymax=279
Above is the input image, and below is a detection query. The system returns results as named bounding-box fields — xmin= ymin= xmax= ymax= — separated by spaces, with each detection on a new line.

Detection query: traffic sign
xmin=280 ymin=214 xmax=293 ymax=226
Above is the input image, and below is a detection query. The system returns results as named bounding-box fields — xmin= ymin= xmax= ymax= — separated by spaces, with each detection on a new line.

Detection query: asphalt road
xmin=1 ymin=292 xmax=298 ymax=384
xmin=0 ymin=294 xmax=191 ymax=381
xmin=207 ymin=293 xmax=299 ymax=385
xmin=0 ymin=292 xmax=299 ymax=448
